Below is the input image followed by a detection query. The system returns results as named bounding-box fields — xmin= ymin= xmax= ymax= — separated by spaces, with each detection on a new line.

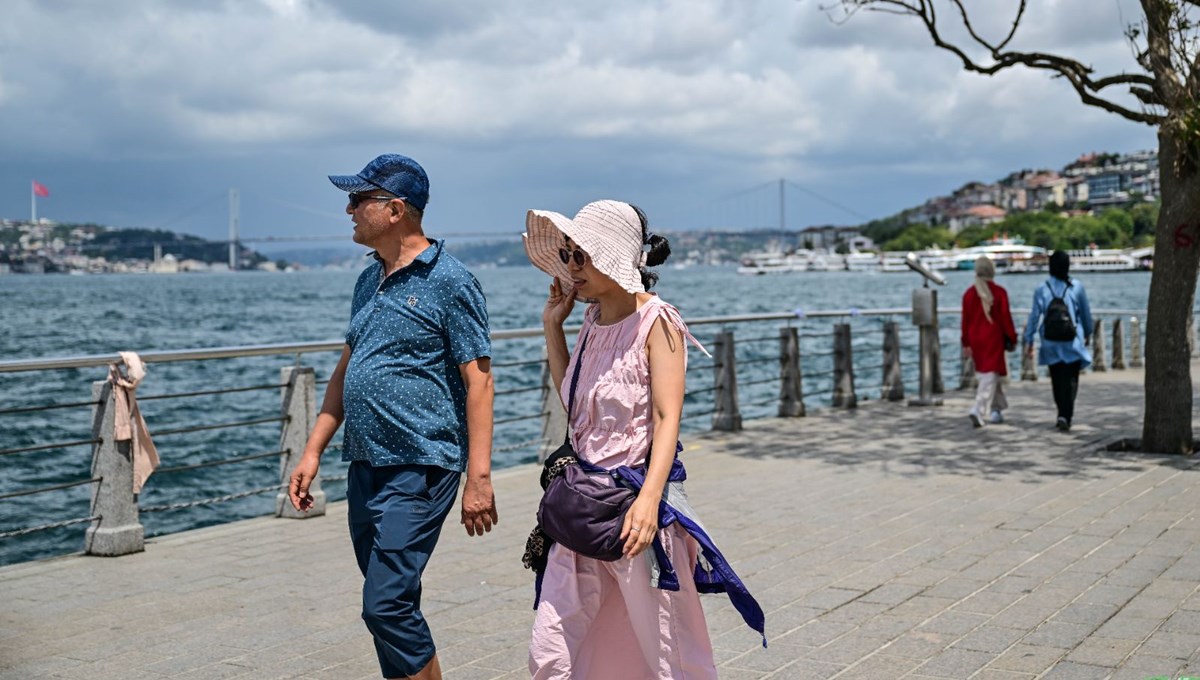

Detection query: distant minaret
xmin=228 ymin=188 xmax=239 ymax=271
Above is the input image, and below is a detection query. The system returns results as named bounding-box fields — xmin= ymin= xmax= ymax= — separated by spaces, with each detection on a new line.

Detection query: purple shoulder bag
xmin=536 ymin=331 xmax=638 ymax=561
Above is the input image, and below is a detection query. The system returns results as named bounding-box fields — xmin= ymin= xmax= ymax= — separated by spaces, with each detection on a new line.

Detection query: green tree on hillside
xmin=882 ymin=224 xmax=955 ymax=251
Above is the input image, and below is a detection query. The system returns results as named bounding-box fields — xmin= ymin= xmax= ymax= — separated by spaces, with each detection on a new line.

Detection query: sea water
xmin=0 ymin=264 xmax=1154 ymax=565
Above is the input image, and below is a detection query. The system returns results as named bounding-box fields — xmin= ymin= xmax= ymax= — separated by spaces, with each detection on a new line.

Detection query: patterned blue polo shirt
xmin=341 ymin=239 xmax=491 ymax=472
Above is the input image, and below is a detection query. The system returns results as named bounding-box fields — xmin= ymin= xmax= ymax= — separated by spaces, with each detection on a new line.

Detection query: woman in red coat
xmin=961 ymin=256 xmax=1017 ymax=427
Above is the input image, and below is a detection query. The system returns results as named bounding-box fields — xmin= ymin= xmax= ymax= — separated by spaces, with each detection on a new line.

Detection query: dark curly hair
xmin=629 ymin=203 xmax=670 ymax=290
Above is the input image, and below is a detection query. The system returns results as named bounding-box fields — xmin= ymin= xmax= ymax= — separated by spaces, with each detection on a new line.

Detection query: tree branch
xmin=841 ymin=0 xmax=1167 ymax=126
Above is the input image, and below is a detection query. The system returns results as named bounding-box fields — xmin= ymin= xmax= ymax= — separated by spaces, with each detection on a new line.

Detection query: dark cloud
xmin=0 ymin=0 xmax=1160 ymax=240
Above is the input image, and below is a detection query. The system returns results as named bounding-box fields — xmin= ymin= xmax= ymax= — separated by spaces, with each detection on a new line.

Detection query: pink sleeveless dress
xmin=529 ymin=295 xmax=718 ymax=680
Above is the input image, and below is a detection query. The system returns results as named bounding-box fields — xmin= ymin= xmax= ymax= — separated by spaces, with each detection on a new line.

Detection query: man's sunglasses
xmin=348 ymin=192 xmax=398 ymax=209
xmin=559 ymin=247 xmax=588 ymax=266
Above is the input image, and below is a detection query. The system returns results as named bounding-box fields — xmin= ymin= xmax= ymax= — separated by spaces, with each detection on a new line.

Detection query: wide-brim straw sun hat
xmin=523 ymin=200 xmax=647 ymax=296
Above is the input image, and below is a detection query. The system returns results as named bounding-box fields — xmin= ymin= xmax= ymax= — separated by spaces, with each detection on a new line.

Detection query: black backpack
xmin=1043 ymin=281 xmax=1076 ymax=342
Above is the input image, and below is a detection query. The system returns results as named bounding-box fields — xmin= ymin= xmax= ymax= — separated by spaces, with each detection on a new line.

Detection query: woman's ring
xmin=631 ymin=527 xmax=641 ymax=533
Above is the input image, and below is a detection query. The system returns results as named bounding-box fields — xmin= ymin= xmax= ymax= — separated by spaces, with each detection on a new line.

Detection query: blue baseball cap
xmin=328 ymin=154 xmax=429 ymax=211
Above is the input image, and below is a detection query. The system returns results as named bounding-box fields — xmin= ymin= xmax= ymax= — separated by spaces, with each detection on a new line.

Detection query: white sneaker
xmin=990 ymin=411 xmax=1003 ymax=424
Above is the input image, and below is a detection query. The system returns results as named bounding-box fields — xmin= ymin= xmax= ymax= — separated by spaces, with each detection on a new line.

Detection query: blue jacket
xmin=1023 ymin=277 xmax=1093 ymax=367
xmin=607 ymin=456 xmax=767 ymax=647
xmin=530 ymin=451 xmax=767 ymax=646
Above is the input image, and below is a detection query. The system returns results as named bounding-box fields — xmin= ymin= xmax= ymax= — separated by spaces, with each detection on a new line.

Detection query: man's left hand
xmin=460 ymin=476 xmax=498 ymax=536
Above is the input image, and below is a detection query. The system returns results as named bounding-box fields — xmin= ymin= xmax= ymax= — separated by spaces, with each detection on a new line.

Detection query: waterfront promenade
xmin=3 ymin=364 xmax=1199 ymax=679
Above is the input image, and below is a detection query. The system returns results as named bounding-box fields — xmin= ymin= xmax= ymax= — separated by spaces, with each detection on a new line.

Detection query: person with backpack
xmin=1023 ymin=250 xmax=1093 ymax=431
xmin=961 ymin=256 xmax=1017 ymax=427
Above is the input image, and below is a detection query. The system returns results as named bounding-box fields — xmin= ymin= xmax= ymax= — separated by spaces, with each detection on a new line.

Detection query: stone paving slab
xmin=2 ymin=365 xmax=1200 ymax=679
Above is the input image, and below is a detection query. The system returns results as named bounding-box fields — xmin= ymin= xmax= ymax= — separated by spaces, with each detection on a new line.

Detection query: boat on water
xmin=737 ymin=236 xmax=1147 ymax=275
xmin=736 ymin=248 xmax=839 ymax=274
xmin=1006 ymin=246 xmax=1142 ymax=273
xmin=952 ymin=237 xmax=1045 ymax=272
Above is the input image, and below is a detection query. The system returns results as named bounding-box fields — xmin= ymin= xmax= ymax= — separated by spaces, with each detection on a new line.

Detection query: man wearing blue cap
xmin=288 ymin=154 xmax=497 ymax=680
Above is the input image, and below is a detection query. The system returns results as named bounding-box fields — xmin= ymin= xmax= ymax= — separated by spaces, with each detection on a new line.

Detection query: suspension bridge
xmin=49 ymin=180 xmax=870 ymax=270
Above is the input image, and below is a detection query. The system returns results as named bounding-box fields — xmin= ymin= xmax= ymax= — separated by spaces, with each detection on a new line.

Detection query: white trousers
xmin=972 ymin=372 xmax=1008 ymax=418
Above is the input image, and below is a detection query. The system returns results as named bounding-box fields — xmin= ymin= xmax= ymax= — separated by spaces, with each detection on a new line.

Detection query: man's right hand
xmin=289 ymin=453 xmax=321 ymax=512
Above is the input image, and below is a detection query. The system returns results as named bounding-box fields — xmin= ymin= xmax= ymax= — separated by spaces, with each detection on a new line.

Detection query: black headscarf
xmin=1049 ymin=250 xmax=1070 ymax=281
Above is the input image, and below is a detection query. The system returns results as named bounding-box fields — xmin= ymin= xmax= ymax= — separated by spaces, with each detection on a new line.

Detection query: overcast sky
xmin=0 ymin=0 xmax=1157 ymax=246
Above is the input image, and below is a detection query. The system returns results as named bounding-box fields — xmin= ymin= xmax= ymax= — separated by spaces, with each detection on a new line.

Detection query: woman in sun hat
xmin=521 ymin=200 xmax=764 ymax=679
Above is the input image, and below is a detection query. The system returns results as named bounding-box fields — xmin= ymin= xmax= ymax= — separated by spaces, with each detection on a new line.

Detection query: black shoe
xmin=1056 ymin=417 xmax=1070 ymax=431
xmin=969 ymin=413 xmax=983 ymax=428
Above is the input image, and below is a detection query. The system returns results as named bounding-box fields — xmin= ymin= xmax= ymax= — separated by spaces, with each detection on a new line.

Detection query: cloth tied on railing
xmin=107 ymin=351 xmax=159 ymax=494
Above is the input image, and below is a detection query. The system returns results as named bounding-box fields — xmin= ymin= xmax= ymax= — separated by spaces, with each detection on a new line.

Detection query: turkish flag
xmin=32 ymin=181 xmax=49 ymax=197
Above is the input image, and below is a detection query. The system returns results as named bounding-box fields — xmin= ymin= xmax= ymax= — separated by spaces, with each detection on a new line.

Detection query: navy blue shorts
xmin=347 ymin=462 xmax=460 ymax=678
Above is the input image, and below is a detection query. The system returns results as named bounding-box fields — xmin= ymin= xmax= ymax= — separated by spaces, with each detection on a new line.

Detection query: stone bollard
xmin=712 ymin=330 xmax=743 ymax=431
xmin=1111 ymin=318 xmax=1126 ymax=370
xmin=778 ymin=327 xmax=805 ymax=417
xmin=85 ymin=380 xmax=145 ymax=556
xmin=1130 ymin=317 xmax=1144 ymax=368
xmin=1021 ymin=345 xmax=1038 ymax=381
xmin=832 ymin=323 xmax=857 ymax=408
xmin=881 ymin=321 xmax=904 ymax=401
xmin=1092 ymin=318 xmax=1107 ymax=372
xmin=538 ymin=346 xmax=568 ymax=463
xmin=277 ymin=367 xmax=322 ymax=518
xmin=908 ymin=287 xmax=943 ymax=406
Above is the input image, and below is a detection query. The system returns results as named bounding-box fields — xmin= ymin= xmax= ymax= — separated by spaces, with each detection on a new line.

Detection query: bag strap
xmin=563 ymin=330 xmax=590 ymax=445
xmin=1047 ymin=278 xmax=1073 ymax=300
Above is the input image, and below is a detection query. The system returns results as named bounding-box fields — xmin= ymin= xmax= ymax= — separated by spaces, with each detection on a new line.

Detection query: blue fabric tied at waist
xmin=583 ymin=448 xmax=768 ymax=647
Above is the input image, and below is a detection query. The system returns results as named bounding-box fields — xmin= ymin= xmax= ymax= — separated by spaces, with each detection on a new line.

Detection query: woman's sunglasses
xmin=559 ymin=247 xmax=588 ymax=266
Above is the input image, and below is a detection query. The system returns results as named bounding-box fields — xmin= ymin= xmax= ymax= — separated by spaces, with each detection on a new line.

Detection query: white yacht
xmin=737 ymin=248 xmax=819 ymax=275
xmin=953 ymin=237 xmax=1046 ymax=272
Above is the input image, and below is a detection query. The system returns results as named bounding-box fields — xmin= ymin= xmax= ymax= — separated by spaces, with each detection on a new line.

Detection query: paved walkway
xmin=3 ymin=365 xmax=1200 ymax=680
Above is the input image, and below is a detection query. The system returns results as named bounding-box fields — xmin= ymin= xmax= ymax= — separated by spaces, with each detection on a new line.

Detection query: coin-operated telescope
xmin=906 ymin=252 xmax=945 ymax=407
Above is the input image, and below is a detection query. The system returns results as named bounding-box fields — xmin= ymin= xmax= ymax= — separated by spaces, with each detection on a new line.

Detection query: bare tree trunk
xmin=1142 ymin=131 xmax=1200 ymax=454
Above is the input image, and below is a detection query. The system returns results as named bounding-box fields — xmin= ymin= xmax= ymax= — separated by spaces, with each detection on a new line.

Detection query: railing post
xmin=277 ymin=366 xmax=322 ymax=519
xmin=538 ymin=346 xmax=568 ymax=462
xmin=832 ymin=323 xmax=857 ymax=408
xmin=1111 ymin=317 xmax=1126 ymax=370
xmin=85 ymin=380 xmax=144 ymax=556
xmin=712 ymin=330 xmax=742 ymax=431
xmin=778 ymin=327 xmax=805 ymax=417
xmin=930 ymin=298 xmax=944 ymax=395
xmin=1130 ymin=317 xmax=1144 ymax=368
xmin=881 ymin=321 xmax=904 ymax=401
xmin=1092 ymin=318 xmax=1107 ymax=372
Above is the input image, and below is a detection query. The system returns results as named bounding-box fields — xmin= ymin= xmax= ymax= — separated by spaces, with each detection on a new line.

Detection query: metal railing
xmin=0 ymin=306 xmax=1158 ymax=562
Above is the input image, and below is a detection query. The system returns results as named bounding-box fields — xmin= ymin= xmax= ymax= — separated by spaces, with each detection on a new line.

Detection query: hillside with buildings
xmin=0 ymin=221 xmax=275 ymax=274
xmin=0 ymin=149 xmax=1161 ymax=274
xmin=857 ymin=149 xmax=1159 ymax=251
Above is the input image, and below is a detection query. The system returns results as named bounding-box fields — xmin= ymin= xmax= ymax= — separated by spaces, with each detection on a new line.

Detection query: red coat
xmin=961 ymin=282 xmax=1017 ymax=375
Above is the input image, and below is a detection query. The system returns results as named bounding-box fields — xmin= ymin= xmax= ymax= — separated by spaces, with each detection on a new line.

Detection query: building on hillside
xmin=1065 ymin=176 xmax=1089 ymax=206
xmin=1065 ymin=150 xmax=1160 ymax=208
xmin=947 ymin=205 xmax=1007 ymax=233
xmin=799 ymin=225 xmax=874 ymax=251
xmin=1024 ymin=173 xmax=1068 ymax=210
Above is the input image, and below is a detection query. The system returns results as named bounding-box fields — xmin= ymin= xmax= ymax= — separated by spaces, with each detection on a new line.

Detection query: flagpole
xmin=31 ymin=181 xmax=36 ymax=224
